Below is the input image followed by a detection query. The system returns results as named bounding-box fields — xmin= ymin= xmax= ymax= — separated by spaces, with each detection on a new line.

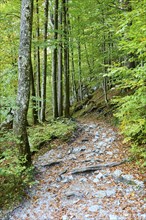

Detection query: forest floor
xmin=1 ymin=115 xmax=146 ymax=220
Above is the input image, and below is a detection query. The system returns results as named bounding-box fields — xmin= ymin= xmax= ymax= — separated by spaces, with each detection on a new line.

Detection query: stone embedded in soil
xmin=93 ymin=178 xmax=100 ymax=183
xmin=88 ymin=205 xmax=101 ymax=212
xmin=96 ymin=172 xmax=103 ymax=179
xmin=109 ymin=214 xmax=122 ymax=220
xmin=72 ymin=145 xmax=86 ymax=153
xmin=106 ymin=151 xmax=113 ymax=156
xmin=89 ymin=124 xmax=97 ymax=129
xmin=62 ymin=215 xmax=68 ymax=220
xmin=122 ymin=174 xmax=134 ymax=181
xmin=94 ymin=190 xmax=106 ymax=198
xmin=106 ymin=188 xmax=116 ymax=197
xmin=112 ymin=169 xmax=122 ymax=178
xmin=134 ymin=179 xmax=145 ymax=188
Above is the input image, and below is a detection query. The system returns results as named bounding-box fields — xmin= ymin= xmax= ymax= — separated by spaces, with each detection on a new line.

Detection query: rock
xmin=94 ymin=190 xmax=106 ymax=198
xmin=106 ymin=151 xmax=113 ymax=156
xmin=102 ymin=133 xmax=107 ymax=138
xmin=62 ymin=215 xmax=68 ymax=220
xmin=92 ymin=138 xmax=98 ymax=142
xmin=105 ymin=137 xmax=115 ymax=143
xmin=98 ymin=141 xmax=107 ymax=147
xmin=72 ymin=145 xmax=86 ymax=153
xmin=89 ymin=124 xmax=97 ymax=129
xmin=95 ymin=131 xmax=99 ymax=138
xmin=112 ymin=169 xmax=122 ymax=178
xmin=88 ymin=205 xmax=101 ymax=212
xmin=86 ymin=152 xmax=95 ymax=158
xmin=93 ymin=178 xmax=100 ymax=183
xmin=70 ymin=155 xmax=77 ymax=160
xmin=134 ymin=179 xmax=145 ymax=188
xmin=109 ymin=214 xmax=119 ymax=220
xmin=122 ymin=174 xmax=134 ymax=181
xmin=96 ymin=172 xmax=103 ymax=179
xmin=106 ymin=189 xmax=116 ymax=197
xmin=94 ymin=144 xmax=101 ymax=149
xmin=80 ymin=177 xmax=87 ymax=182
xmin=61 ymin=176 xmax=73 ymax=183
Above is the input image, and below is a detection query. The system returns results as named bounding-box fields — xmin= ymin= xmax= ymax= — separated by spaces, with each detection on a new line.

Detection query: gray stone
xmin=122 ymin=174 xmax=134 ymax=181
xmin=61 ymin=176 xmax=73 ymax=183
xmin=93 ymin=178 xmax=100 ymax=183
xmin=89 ymin=124 xmax=97 ymax=129
xmin=106 ymin=151 xmax=113 ymax=156
xmin=94 ymin=190 xmax=106 ymax=198
xmin=62 ymin=215 xmax=68 ymax=220
xmin=65 ymin=190 xmax=83 ymax=198
xmin=95 ymin=131 xmax=99 ymax=138
xmin=86 ymin=152 xmax=95 ymax=158
xmin=109 ymin=214 xmax=119 ymax=220
xmin=73 ymin=145 xmax=86 ymax=153
xmin=88 ymin=205 xmax=100 ymax=212
xmin=106 ymin=189 xmax=116 ymax=197
xmin=134 ymin=179 xmax=145 ymax=188
xmin=96 ymin=172 xmax=103 ymax=179
xmin=113 ymin=169 xmax=122 ymax=178
xmin=97 ymin=141 xmax=107 ymax=148
xmin=80 ymin=177 xmax=87 ymax=182
xmin=105 ymin=137 xmax=115 ymax=143
xmin=92 ymin=138 xmax=98 ymax=142
xmin=102 ymin=133 xmax=107 ymax=138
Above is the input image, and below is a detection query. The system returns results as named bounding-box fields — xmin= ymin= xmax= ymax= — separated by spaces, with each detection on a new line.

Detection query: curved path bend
xmin=3 ymin=120 xmax=146 ymax=220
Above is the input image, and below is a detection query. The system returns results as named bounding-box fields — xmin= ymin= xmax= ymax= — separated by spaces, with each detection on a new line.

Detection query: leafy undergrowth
xmin=0 ymin=118 xmax=77 ymax=210
xmin=28 ymin=118 xmax=77 ymax=153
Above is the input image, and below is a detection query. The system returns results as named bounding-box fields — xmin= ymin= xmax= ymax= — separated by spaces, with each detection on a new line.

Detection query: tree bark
xmin=41 ymin=0 xmax=49 ymax=122
xmin=58 ymin=2 xmax=63 ymax=117
xmin=30 ymin=59 xmax=39 ymax=124
xmin=63 ymin=0 xmax=70 ymax=117
xmin=36 ymin=0 xmax=41 ymax=119
xmin=13 ymin=0 xmax=33 ymax=166
xmin=52 ymin=0 xmax=59 ymax=118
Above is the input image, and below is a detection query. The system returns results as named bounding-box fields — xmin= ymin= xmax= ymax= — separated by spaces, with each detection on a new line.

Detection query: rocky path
xmin=2 ymin=120 xmax=146 ymax=220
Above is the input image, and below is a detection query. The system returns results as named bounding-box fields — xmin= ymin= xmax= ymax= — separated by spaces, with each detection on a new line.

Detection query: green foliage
xmin=0 ymin=132 xmax=34 ymax=209
xmin=28 ymin=118 xmax=77 ymax=152
xmin=113 ymin=83 xmax=146 ymax=165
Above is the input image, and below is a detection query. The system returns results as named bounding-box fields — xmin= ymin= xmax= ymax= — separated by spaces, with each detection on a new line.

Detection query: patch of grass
xmin=28 ymin=118 xmax=77 ymax=152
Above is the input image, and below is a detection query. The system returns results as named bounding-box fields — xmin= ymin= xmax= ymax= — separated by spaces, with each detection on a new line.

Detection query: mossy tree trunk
xmin=13 ymin=0 xmax=33 ymax=166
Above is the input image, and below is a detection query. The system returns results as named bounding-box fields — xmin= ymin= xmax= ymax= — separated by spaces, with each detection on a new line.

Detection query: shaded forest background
xmin=0 ymin=0 xmax=146 ymax=209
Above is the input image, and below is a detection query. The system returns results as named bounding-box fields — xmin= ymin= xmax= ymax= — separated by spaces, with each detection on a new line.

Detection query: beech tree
xmin=52 ymin=0 xmax=59 ymax=118
xmin=13 ymin=0 xmax=33 ymax=166
xmin=41 ymin=0 xmax=49 ymax=121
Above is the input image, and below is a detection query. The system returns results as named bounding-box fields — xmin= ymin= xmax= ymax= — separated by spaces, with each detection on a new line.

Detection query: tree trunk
xmin=63 ymin=0 xmax=70 ymax=117
xmin=70 ymin=40 xmax=78 ymax=101
xmin=36 ymin=0 xmax=41 ymax=119
xmin=13 ymin=0 xmax=33 ymax=166
xmin=30 ymin=59 xmax=39 ymax=124
xmin=58 ymin=2 xmax=63 ymax=117
xmin=41 ymin=0 xmax=49 ymax=122
xmin=52 ymin=0 xmax=59 ymax=118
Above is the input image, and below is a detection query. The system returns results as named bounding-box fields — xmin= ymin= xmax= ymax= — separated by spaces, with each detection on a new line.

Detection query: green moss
xmin=28 ymin=118 xmax=77 ymax=152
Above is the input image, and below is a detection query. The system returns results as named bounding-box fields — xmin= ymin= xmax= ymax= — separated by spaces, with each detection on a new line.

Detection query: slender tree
xmin=41 ymin=0 xmax=49 ymax=121
xmin=52 ymin=0 xmax=59 ymax=118
xmin=58 ymin=2 xmax=63 ymax=117
xmin=30 ymin=59 xmax=38 ymax=124
xmin=13 ymin=0 xmax=33 ymax=166
xmin=36 ymin=0 xmax=41 ymax=119
xmin=63 ymin=0 xmax=70 ymax=117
